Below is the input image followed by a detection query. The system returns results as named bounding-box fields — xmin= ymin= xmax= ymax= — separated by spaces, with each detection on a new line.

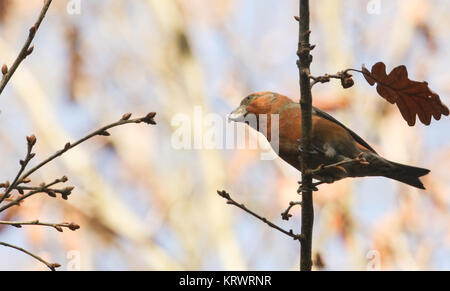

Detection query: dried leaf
xmin=362 ymin=62 xmax=449 ymax=126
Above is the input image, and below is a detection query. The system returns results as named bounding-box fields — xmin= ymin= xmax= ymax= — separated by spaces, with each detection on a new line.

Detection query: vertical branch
xmin=297 ymin=0 xmax=314 ymax=271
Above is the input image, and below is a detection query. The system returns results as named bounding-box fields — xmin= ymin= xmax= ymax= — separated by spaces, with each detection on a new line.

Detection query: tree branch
xmin=309 ymin=70 xmax=354 ymax=89
xmin=0 ymin=220 xmax=80 ymax=232
xmin=0 ymin=112 xmax=156 ymax=270
xmin=306 ymin=154 xmax=369 ymax=176
xmin=217 ymin=191 xmax=304 ymax=242
xmin=16 ymin=112 xmax=156 ymax=185
xmin=0 ymin=0 xmax=52 ymax=96
xmin=0 ymin=135 xmax=36 ymax=204
xmin=0 ymin=0 xmax=159 ymax=271
xmin=0 ymin=112 xmax=156 ymax=213
xmin=0 ymin=176 xmax=68 ymax=212
xmin=297 ymin=0 xmax=314 ymax=271
xmin=0 ymin=241 xmax=60 ymax=271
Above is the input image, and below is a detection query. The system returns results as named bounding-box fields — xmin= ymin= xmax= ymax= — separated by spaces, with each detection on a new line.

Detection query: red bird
xmin=229 ymin=92 xmax=430 ymax=189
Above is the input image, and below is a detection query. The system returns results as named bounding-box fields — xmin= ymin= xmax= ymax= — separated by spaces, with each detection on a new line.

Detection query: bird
xmin=228 ymin=91 xmax=430 ymax=189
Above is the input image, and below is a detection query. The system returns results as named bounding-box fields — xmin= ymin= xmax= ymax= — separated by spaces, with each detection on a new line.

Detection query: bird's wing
xmin=312 ymin=107 xmax=377 ymax=154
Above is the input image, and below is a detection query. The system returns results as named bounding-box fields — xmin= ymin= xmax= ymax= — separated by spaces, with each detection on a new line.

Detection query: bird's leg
xmin=297 ymin=181 xmax=326 ymax=193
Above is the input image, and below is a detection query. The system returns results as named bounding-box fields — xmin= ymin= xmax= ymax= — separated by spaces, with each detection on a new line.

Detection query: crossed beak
xmin=228 ymin=105 xmax=247 ymax=122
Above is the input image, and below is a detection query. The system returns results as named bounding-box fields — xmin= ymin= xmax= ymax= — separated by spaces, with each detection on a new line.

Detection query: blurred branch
xmin=217 ymin=191 xmax=303 ymax=241
xmin=313 ymin=253 xmax=326 ymax=270
xmin=0 ymin=241 xmax=60 ymax=271
xmin=0 ymin=0 xmax=52 ymax=96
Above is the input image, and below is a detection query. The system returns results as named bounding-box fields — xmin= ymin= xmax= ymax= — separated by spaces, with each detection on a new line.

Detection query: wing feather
xmin=312 ymin=107 xmax=378 ymax=154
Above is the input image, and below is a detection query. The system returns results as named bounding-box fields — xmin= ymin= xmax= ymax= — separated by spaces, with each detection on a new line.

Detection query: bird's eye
xmin=241 ymin=95 xmax=252 ymax=105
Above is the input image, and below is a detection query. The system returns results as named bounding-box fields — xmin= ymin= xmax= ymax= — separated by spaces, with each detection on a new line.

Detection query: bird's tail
xmin=383 ymin=161 xmax=430 ymax=190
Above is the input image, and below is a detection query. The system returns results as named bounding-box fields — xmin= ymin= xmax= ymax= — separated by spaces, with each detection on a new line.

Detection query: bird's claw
xmin=297 ymin=184 xmax=319 ymax=193
xmin=297 ymin=181 xmax=325 ymax=193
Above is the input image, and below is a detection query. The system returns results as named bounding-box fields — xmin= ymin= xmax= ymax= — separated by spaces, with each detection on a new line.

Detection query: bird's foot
xmin=297 ymin=181 xmax=325 ymax=193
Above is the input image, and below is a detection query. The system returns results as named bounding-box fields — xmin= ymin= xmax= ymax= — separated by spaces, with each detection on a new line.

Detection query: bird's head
xmin=228 ymin=92 xmax=281 ymax=124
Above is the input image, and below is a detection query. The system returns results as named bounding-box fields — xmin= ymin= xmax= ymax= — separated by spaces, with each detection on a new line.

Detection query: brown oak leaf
xmin=361 ymin=62 xmax=449 ymax=126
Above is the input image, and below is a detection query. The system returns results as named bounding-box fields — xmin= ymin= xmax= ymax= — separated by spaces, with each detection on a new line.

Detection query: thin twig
xmin=16 ymin=184 xmax=72 ymax=195
xmin=310 ymin=73 xmax=344 ymax=87
xmin=217 ymin=190 xmax=304 ymax=241
xmin=0 ymin=220 xmax=80 ymax=232
xmin=0 ymin=0 xmax=157 ymax=271
xmin=0 ymin=113 xmax=156 ymax=213
xmin=0 ymin=241 xmax=60 ymax=271
xmin=0 ymin=135 xmax=36 ymax=204
xmin=296 ymin=157 xmax=369 ymax=193
xmin=0 ymin=177 xmax=67 ymax=212
xmin=0 ymin=113 xmax=155 ymax=271
xmin=10 ymin=113 xmax=156 ymax=190
xmin=306 ymin=154 xmax=369 ymax=176
xmin=309 ymin=68 xmax=365 ymax=88
xmin=281 ymin=201 xmax=302 ymax=221
xmin=0 ymin=112 xmax=156 ymax=204
xmin=0 ymin=0 xmax=53 ymax=95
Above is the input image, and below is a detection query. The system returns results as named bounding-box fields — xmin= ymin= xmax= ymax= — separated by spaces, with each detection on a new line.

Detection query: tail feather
xmin=384 ymin=161 xmax=430 ymax=189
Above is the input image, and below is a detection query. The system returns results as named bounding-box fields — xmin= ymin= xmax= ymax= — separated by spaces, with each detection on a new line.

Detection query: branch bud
xmin=29 ymin=25 xmax=36 ymax=35
xmin=68 ymin=223 xmax=80 ymax=231
xmin=121 ymin=113 xmax=132 ymax=120
xmin=26 ymin=45 xmax=34 ymax=56
xmin=26 ymin=135 xmax=37 ymax=146
xmin=142 ymin=112 xmax=157 ymax=125
xmin=341 ymin=77 xmax=354 ymax=89
xmin=2 ymin=64 xmax=8 ymax=75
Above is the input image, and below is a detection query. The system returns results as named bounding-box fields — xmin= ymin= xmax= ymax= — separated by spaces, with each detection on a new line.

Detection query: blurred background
xmin=0 ymin=0 xmax=448 ymax=270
